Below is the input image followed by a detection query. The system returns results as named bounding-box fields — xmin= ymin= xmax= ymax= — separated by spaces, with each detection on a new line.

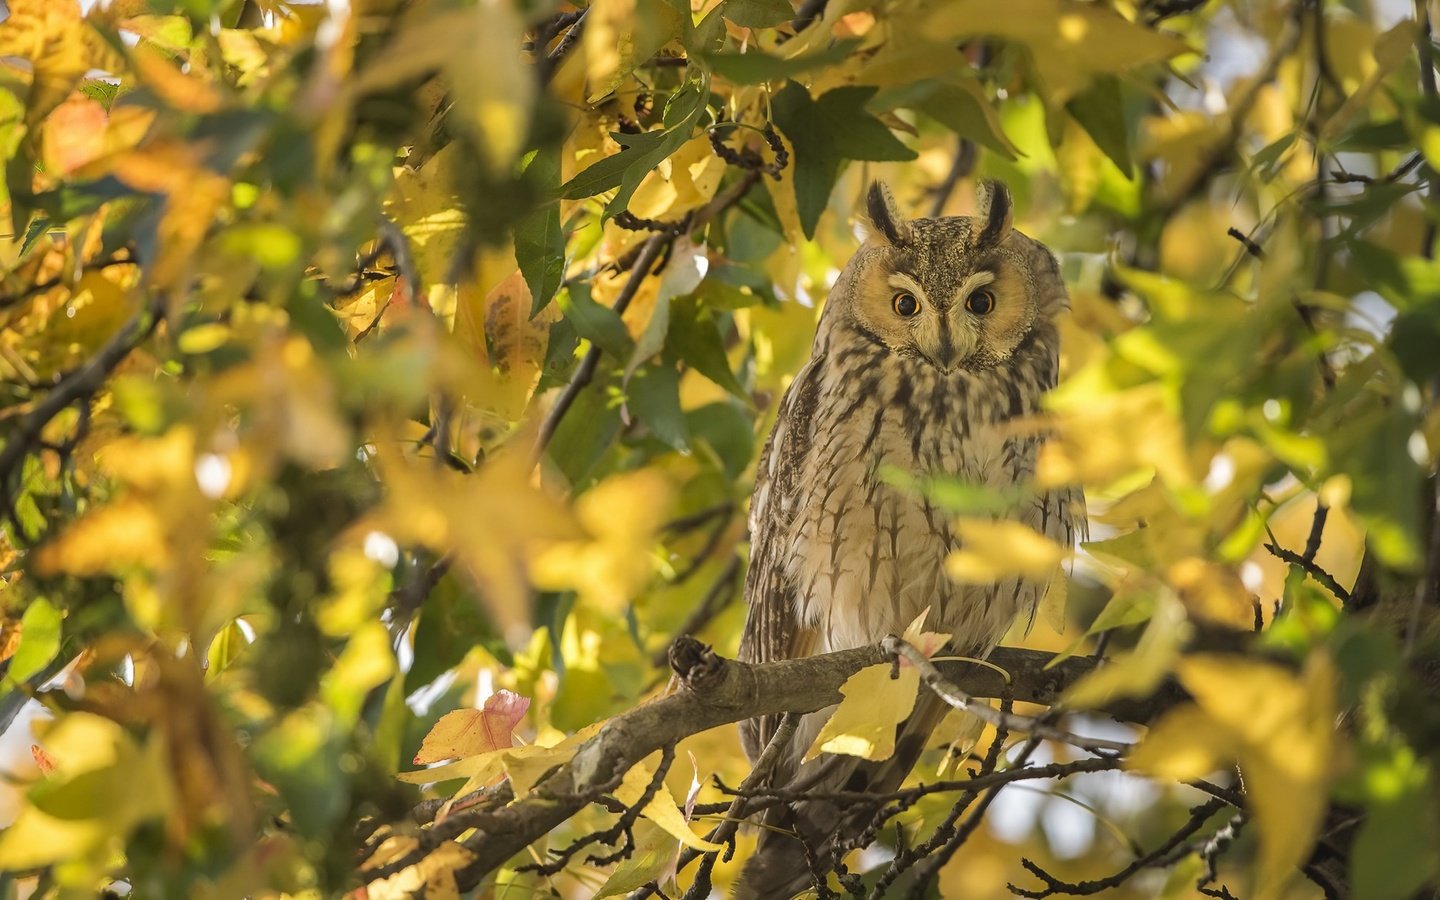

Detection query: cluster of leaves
xmin=0 ymin=0 xmax=1438 ymax=897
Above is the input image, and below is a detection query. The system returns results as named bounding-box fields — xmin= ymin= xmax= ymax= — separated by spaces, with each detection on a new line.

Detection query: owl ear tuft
xmin=975 ymin=180 xmax=1013 ymax=249
xmin=866 ymin=181 xmax=910 ymax=245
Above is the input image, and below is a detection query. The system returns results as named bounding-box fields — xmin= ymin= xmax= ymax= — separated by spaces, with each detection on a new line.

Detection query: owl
xmin=734 ymin=181 xmax=1082 ymax=898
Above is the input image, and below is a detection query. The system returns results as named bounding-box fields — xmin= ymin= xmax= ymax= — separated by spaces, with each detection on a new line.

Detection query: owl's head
xmin=823 ymin=180 xmax=1067 ymax=373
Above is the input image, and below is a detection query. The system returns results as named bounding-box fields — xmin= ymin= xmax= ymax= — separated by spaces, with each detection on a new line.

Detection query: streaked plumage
xmin=735 ymin=181 xmax=1082 ymax=898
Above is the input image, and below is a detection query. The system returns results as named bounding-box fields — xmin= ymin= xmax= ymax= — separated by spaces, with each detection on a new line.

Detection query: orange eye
xmin=966 ymin=288 xmax=996 ymax=315
xmin=892 ymin=292 xmax=920 ymax=317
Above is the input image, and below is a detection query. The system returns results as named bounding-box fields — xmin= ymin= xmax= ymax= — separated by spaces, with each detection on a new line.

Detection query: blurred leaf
xmin=616 ymin=757 xmax=723 ymax=852
xmin=532 ymin=469 xmax=674 ymax=612
xmin=925 ymin=0 xmax=1188 ymax=105
xmin=947 ymin=519 xmax=1068 ymax=583
xmin=704 ymin=41 xmax=858 ymax=85
xmin=1351 ymin=786 xmax=1440 ymax=900
xmin=7 ymin=598 xmax=62 ymax=686
xmin=722 ymin=0 xmax=794 ymax=28
xmin=1065 ymin=75 xmax=1133 ymax=171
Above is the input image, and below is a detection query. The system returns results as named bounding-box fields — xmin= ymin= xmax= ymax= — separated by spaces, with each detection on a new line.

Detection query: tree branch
xmin=882 ymin=636 xmax=1132 ymax=754
xmin=438 ymin=637 xmax=1180 ymax=891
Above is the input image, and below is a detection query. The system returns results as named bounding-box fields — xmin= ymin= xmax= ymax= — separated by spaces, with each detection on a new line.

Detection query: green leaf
xmin=560 ymin=284 xmax=633 ymax=358
xmin=517 ymin=149 xmax=565 ymax=317
xmin=1065 ymin=75 xmax=1132 ymax=172
xmin=722 ymin=0 xmax=794 ymax=28
xmin=628 ymin=364 xmax=690 ymax=451
xmin=772 ymin=81 xmax=917 ymax=237
xmin=1351 ymin=780 xmax=1440 ymax=900
xmin=407 ymin=573 xmax=509 ymax=694
xmin=558 ymin=78 xmax=709 ymax=218
xmin=667 ymin=297 xmax=746 ymax=398
xmin=538 ymin=315 xmax=582 ymax=392
xmin=912 ymin=79 xmax=1019 ymax=160
xmin=1332 ymin=402 xmax=1424 ymax=570
xmin=548 ymin=386 xmax=623 ymax=486
xmin=685 ymin=400 xmax=754 ymax=479
xmin=8 ymin=599 xmax=61 ymax=686
xmin=703 ymin=40 xmax=857 ymax=85
xmin=1389 ymin=311 xmax=1440 ymax=382
xmin=252 ymin=708 xmax=348 ymax=838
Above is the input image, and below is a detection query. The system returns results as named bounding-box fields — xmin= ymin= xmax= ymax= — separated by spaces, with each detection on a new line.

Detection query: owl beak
xmin=929 ymin=320 xmax=965 ymax=373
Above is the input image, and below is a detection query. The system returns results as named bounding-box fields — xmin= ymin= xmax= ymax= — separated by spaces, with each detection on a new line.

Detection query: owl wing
xmin=737 ymin=354 xmax=826 ymax=763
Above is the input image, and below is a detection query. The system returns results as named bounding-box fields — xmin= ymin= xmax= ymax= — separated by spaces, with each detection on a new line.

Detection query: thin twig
xmin=1262 ymin=542 xmax=1351 ymax=603
xmin=0 ymin=294 xmax=166 ymax=542
xmin=721 ymin=755 xmax=1122 ymax=808
xmin=674 ymin=713 xmax=800 ymax=900
xmin=929 ymin=138 xmax=977 ymax=218
xmin=1009 ymin=798 xmax=1227 ymax=897
xmin=881 ymin=636 xmax=1132 ymax=754
xmin=534 ymin=235 xmax=667 ymax=457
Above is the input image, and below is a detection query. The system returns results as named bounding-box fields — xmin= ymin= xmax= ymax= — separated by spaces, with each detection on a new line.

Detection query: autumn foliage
xmin=1 ymin=0 xmax=1439 ymax=898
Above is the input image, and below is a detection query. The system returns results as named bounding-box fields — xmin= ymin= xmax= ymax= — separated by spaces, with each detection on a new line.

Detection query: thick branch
xmin=445 ymin=638 xmax=1181 ymax=890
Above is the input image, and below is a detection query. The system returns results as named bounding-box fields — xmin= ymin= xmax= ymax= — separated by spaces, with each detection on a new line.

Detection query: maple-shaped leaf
xmin=772 ymin=80 xmax=917 ymax=238
xmin=413 ymin=690 xmax=530 ymax=765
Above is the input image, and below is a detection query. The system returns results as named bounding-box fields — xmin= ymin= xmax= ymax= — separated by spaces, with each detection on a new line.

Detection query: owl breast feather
xmin=784 ymin=339 xmax=1057 ymax=656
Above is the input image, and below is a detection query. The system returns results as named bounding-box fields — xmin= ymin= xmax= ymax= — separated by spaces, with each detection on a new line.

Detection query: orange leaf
xmin=30 ymin=745 xmax=56 ymax=776
xmin=41 ymin=94 xmax=107 ymax=174
xmin=412 ymin=690 xmax=529 ymax=765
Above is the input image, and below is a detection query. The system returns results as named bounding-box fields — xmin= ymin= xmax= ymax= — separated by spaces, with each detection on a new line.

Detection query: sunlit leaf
xmin=414 ymin=690 xmax=530 ymax=765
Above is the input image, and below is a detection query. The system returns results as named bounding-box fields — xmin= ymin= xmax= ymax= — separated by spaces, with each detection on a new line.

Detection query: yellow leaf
xmin=446 ymin=0 xmax=533 ymax=173
xmin=531 ymin=469 xmax=675 ymax=613
xmin=384 ymin=143 xmax=470 ymax=294
xmin=946 ymin=518 xmax=1068 ymax=584
xmin=0 ymin=713 xmax=173 ymax=869
xmin=1062 ymin=599 xmax=1182 ymax=708
xmin=321 ymin=623 xmax=396 ymax=726
xmin=491 ymin=744 xmax=567 ymax=797
xmin=615 ymin=759 xmax=723 ymax=853
xmin=762 ymin=128 xmax=805 ymax=244
xmin=925 ymin=0 xmax=1189 ymax=106
xmin=1163 ymin=653 xmax=1339 ymax=900
xmin=0 ymin=1 xmax=120 ymax=124
xmin=1126 ymin=706 xmax=1231 ymax=781
xmin=413 ymin=690 xmax=531 ymax=765
xmin=581 ymin=0 xmax=681 ymax=102
xmin=625 ymin=136 xmax=727 ymax=225
xmin=33 ymin=496 xmax=168 ymax=576
xmin=375 ymin=441 xmax=580 ymax=644
xmin=808 ymin=663 xmax=919 ymax=762
xmin=596 ymin=821 xmax=680 ymax=897
xmin=40 ymin=93 xmax=107 ymax=175
xmin=364 ymin=842 xmax=474 ymax=900
xmin=1038 ymin=381 xmax=1191 ymax=490
xmin=1167 ymin=557 xmax=1255 ymax=629
xmin=456 ymin=268 xmax=561 ymax=419
xmin=395 ymin=747 xmax=509 ymax=785
xmin=131 ymin=43 xmax=223 ymax=113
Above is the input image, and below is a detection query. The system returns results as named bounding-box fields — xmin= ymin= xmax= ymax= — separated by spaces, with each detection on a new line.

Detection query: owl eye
xmin=892 ymin=292 xmax=920 ymax=318
xmin=966 ymin=288 xmax=996 ymax=315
